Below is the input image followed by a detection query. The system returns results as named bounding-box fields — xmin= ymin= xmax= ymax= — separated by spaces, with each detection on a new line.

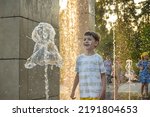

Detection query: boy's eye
xmin=84 ymin=38 xmax=92 ymax=41
xmin=88 ymin=38 xmax=92 ymax=41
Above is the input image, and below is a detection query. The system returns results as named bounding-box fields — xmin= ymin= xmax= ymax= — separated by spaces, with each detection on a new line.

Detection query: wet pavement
xmin=106 ymin=82 xmax=150 ymax=100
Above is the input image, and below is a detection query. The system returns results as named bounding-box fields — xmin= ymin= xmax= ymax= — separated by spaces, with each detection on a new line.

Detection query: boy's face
xmin=83 ymin=35 xmax=98 ymax=51
xmin=143 ymin=55 xmax=149 ymax=60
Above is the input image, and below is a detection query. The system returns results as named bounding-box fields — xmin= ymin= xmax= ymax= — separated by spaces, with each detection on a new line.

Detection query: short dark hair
xmin=84 ymin=31 xmax=100 ymax=42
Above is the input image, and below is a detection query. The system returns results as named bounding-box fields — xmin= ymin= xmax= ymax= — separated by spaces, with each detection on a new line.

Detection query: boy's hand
xmin=139 ymin=66 xmax=143 ymax=70
xmin=70 ymin=92 xmax=76 ymax=99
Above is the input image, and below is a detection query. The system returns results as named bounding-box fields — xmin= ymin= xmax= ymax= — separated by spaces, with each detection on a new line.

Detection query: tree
xmin=95 ymin=0 xmax=150 ymax=70
xmin=95 ymin=0 xmax=113 ymax=59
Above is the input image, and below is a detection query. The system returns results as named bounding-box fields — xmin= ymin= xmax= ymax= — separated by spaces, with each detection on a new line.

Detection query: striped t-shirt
xmin=76 ymin=53 xmax=106 ymax=98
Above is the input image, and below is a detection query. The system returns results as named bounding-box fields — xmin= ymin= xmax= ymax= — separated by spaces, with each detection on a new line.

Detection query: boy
xmin=70 ymin=31 xmax=106 ymax=100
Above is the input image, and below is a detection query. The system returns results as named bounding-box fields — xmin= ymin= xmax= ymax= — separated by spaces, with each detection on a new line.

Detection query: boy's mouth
xmin=84 ymin=43 xmax=90 ymax=47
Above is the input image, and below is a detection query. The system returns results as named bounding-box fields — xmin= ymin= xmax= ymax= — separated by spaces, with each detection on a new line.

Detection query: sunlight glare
xmin=59 ymin=0 xmax=68 ymax=10
xmin=134 ymin=0 xmax=146 ymax=4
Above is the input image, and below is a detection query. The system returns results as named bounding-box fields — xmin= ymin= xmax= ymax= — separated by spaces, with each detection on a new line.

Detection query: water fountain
xmin=25 ymin=22 xmax=63 ymax=100
xmin=118 ymin=59 xmax=139 ymax=100
xmin=103 ymin=2 xmax=117 ymax=100
xmin=125 ymin=59 xmax=133 ymax=100
xmin=59 ymin=0 xmax=80 ymax=100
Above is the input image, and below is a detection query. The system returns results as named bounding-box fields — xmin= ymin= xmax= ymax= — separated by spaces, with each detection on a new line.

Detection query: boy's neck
xmin=84 ymin=50 xmax=96 ymax=56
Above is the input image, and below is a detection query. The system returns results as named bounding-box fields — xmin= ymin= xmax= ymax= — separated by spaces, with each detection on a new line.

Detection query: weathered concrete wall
xmin=0 ymin=0 xmax=60 ymax=100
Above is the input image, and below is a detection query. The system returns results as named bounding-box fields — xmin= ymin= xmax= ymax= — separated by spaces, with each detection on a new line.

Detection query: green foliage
xmin=139 ymin=23 xmax=150 ymax=52
xmin=95 ymin=0 xmax=150 ymax=69
xmin=95 ymin=0 xmax=113 ymax=58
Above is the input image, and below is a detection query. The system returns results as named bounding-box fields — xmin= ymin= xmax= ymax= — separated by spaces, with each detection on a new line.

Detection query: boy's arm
xmin=70 ymin=73 xmax=79 ymax=99
xmin=100 ymin=73 xmax=106 ymax=100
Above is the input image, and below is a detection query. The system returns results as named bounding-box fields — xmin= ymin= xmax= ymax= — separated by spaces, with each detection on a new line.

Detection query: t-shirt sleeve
xmin=99 ymin=57 xmax=106 ymax=73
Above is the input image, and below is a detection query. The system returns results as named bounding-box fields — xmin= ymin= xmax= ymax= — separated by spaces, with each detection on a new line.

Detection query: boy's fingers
xmin=70 ymin=96 xmax=76 ymax=99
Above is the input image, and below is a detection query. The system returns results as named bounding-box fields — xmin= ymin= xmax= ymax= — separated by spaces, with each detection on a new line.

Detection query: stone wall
xmin=0 ymin=0 xmax=60 ymax=100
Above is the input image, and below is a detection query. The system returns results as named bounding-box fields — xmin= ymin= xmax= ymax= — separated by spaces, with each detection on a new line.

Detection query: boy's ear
xmin=95 ymin=41 xmax=99 ymax=47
